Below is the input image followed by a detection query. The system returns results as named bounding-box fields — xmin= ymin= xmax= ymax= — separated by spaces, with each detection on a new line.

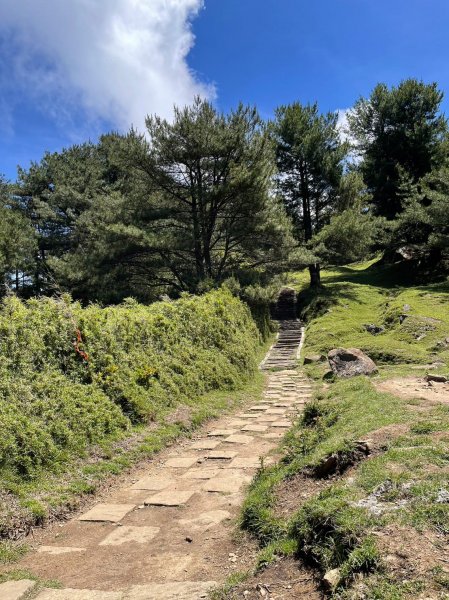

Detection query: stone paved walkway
xmin=2 ymin=332 xmax=311 ymax=600
xmin=260 ymin=320 xmax=303 ymax=371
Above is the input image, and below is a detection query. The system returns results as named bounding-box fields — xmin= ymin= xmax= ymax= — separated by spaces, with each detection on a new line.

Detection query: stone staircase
xmin=261 ymin=319 xmax=303 ymax=371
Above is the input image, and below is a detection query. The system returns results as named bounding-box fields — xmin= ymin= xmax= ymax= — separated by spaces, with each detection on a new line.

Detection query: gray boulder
xmin=328 ymin=348 xmax=378 ymax=378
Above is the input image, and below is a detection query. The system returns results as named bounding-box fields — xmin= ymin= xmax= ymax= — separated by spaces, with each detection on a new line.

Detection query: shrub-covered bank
xmin=0 ymin=289 xmax=262 ymax=534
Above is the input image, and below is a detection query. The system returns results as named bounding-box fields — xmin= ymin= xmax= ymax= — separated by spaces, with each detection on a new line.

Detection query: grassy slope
xmin=0 ymin=289 xmax=270 ymax=555
xmin=240 ymin=260 xmax=449 ymax=599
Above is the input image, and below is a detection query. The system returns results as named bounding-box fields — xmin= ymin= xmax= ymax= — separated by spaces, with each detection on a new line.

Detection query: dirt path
xmin=3 ymin=334 xmax=311 ymax=600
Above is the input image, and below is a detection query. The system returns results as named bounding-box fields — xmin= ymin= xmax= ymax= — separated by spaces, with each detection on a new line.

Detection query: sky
xmin=1 ymin=0 xmax=449 ymax=181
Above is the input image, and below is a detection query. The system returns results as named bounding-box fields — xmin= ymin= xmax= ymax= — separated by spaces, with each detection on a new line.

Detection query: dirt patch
xmin=228 ymin=558 xmax=322 ymax=599
xmin=376 ymin=376 xmax=449 ymax=406
xmin=373 ymin=524 xmax=449 ymax=596
xmin=274 ymin=475 xmax=334 ymax=521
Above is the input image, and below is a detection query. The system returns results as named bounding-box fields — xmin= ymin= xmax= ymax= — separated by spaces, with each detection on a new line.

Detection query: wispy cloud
xmin=0 ymin=0 xmax=214 ymax=135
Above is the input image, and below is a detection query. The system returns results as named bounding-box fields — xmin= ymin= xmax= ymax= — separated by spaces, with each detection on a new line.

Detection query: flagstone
xmin=207 ymin=450 xmax=238 ymax=460
xmin=271 ymin=420 xmax=292 ymax=428
xmin=0 ymin=579 xmax=36 ymax=600
xmin=208 ymin=429 xmax=237 ymax=437
xmin=129 ymin=476 xmax=174 ymax=491
xmin=223 ymin=434 xmax=254 ymax=445
xmin=178 ymin=510 xmax=231 ymax=531
xmin=99 ymin=525 xmax=160 ymax=546
xmin=241 ymin=424 xmax=268 ymax=433
xmin=228 ymin=456 xmax=274 ymax=469
xmin=144 ymin=489 xmax=195 ymax=507
xmin=123 ymin=581 xmax=217 ymax=600
xmin=79 ymin=503 xmax=135 ymax=523
xmin=203 ymin=476 xmax=250 ymax=494
xmin=190 ymin=439 xmax=221 ymax=450
xmin=181 ymin=468 xmax=221 ymax=479
xmin=164 ymin=456 xmax=199 ymax=468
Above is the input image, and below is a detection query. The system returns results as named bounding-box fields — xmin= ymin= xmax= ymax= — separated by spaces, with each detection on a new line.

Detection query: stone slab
xmin=255 ymin=415 xmax=280 ymax=423
xmin=129 ymin=476 xmax=175 ymax=491
xmin=266 ymin=408 xmax=286 ymax=415
xmin=228 ymin=421 xmax=249 ymax=428
xmin=238 ymin=413 xmax=258 ymax=418
xmin=178 ymin=510 xmax=232 ymax=531
xmin=0 ymin=579 xmax=36 ymax=600
xmin=38 ymin=546 xmax=85 ymax=555
xmin=36 ymin=590 xmax=121 ymax=600
xmin=202 ymin=476 xmax=249 ymax=494
xmin=223 ymin=434 xmax=254 ymax=445
xmin=241 ymin=424 xmax=268 ymax=433
xmin=264 ymin=432 xmax=284 ymax=439
xmin=144 ymin=489 xmax=195 ymax=507
xmin=271 ymin=420 xmax=292 ymax=428
xmin=164 ymin=456 xmax=199 ymax=468
xmin=99 ymin=525 xmax=160 ymax=546
xmin=181 ymin=468 xmax=221 ymax=479
xmin=207 ymin=450 xmax=238 ymax=460
xmin=208 ymin=429 xmax=237 ymax=437
xmin=79 ymin=504 xmax=135 ymax=523
xmin=123 ymin=581 xmax=217 ymax=600
xmin=228 ymin=456 xmax=274 ymax=469
xmin=190 ymin=439 xmax=221 ymax=450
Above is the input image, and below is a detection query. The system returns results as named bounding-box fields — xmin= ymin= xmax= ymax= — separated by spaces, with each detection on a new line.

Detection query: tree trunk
xmin=309 ymin=262 xmax=321 ymax=287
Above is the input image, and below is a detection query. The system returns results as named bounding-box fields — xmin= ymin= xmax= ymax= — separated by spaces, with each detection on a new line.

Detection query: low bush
xmin=0 ymin=289 xmax=261 ymax=481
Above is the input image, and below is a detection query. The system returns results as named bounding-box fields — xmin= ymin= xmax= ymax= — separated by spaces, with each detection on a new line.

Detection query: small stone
xmin=322 ymin=568 xmax=341 ymax=592
xmin=303 ymin=354 xmax=325 ymax=364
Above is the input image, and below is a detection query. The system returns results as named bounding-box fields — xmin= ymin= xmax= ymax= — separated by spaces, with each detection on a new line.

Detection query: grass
xmin=240 ymin=259 xmax=449 ymax=598
xmin=0 ymin=359 xmax=270 ymax=557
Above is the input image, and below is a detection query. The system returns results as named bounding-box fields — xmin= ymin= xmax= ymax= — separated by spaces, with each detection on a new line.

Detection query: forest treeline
xmin=1 ymin=78 xmax=448 ymax=303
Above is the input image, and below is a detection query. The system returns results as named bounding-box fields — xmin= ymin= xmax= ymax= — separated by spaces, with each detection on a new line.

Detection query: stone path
xmin=261 ymin=320 xmax=303 ymax=371
xmin=2 ymin=333 xmax=311 ymax=600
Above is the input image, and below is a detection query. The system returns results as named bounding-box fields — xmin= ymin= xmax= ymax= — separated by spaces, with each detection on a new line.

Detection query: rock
xmin=313 ymin=454 xmax=338 ymax=477
xmin=322 ymin=369 xmax=334 ymax=380
xmin=328 ymin=348 xmax=378 ymax=378
xmin=364 ymin=324 xmax=385 ymax=335
xmin=322 ymin=568 xmax=341 ymax=592
xmin=436 ymin=489 xmax=449 ymax=504
xmin=426 ymin=373 xmax=448 ymax=383
xmin=303 ymin=354 xmax=325 ymax=364
xmin=356 ymin=439 xmax=373 ymax=454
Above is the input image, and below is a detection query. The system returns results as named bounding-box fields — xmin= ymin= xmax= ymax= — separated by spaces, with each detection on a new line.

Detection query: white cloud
xmin=0 ymin=0 xmax=214 ymax=134
xmin=336 ymin=108 xmax=351 ymax=143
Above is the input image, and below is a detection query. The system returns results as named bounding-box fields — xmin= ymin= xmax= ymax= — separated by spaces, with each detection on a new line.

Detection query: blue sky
xmin=1 ymin=0 xmax=448 ymax=181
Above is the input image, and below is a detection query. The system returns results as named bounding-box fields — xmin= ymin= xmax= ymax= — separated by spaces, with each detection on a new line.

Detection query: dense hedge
xmin=0 ymin=289 xmax=261 ymax=478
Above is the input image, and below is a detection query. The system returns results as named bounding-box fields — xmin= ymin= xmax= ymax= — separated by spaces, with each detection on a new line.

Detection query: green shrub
xmin=0 ymin=289 xmax=261 ymax=480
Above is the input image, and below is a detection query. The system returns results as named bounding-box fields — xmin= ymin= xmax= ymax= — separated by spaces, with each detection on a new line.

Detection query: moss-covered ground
xmin=239 ymin=260 xmax=449 ymax=599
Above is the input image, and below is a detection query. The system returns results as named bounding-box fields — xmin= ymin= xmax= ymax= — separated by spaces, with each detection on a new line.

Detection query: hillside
xmin=236 ymin=260 xmax=449 ymax=599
